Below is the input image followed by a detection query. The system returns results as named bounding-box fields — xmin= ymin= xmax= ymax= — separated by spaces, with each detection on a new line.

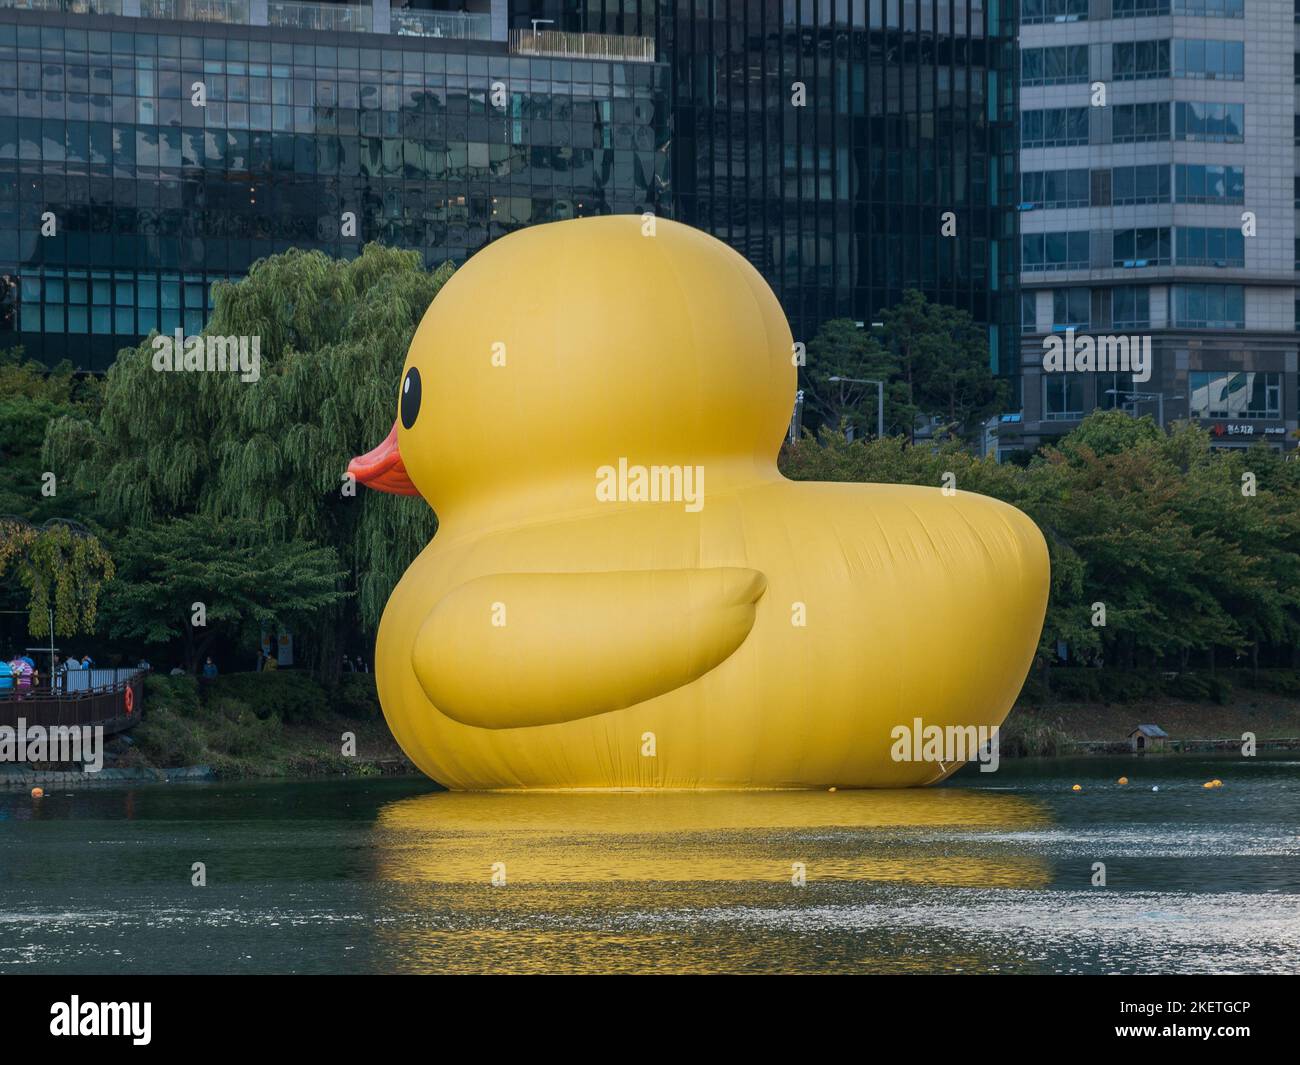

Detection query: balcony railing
xmin=0 ymin=0 xmax=123 ymax=12
xmin=267 ymin=0 xmax=372 ymax=33
xmin=391 ymin=9 xmax=492 ymax=40
xmin=139 ymin=0 xmax=251 ymax=23
xmin=509 ymin=28 xmax=656 ymax=63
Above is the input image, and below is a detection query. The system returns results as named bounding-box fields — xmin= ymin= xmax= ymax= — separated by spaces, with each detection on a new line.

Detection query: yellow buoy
xmin=827 ymin=786 xmax=837 ymax=793
xmin=1071 ymin=784 xmax=1082 ymax=792
xmin=1211 ymin=779 xmax=1223 ymax=788
xmin=31 ymin=787 xmax=44 ymax=799
xmin=1202 ymin=781 xmax=1215 ymax=789
xmin=1117 ymin=776 xmax=1129 ymax=785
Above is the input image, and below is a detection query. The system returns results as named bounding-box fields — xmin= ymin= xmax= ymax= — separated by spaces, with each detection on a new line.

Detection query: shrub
xmin=999 ymin=713 xmax=1071 ymax=757
xmin=144 ymin=673 xmax=200 ymax=715
xmin=205 ymin=671 xmax=327 ymax=723
xmin=133 ymin=705 xmax=205 ymax=767
xmin=208 ymin=709 xmax=282 ymax=759
xmin=332 ymin=673 xmax=381 ymax=720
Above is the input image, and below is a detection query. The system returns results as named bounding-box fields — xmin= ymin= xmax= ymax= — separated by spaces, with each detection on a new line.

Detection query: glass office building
xmin=1010 ymin=0 xmax=1299 ymax=454
xmin=0 ymin=0 xmax=1018 ymax=378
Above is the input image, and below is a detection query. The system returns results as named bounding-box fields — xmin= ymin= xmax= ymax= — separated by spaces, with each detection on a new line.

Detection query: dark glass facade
xmin=0 ymin=7 xmax=670 ymax=370
xmin=665 ymin=1 xmax=1019 ymax=369
xmin=0 ymin=1 xmax=1018 ymax=376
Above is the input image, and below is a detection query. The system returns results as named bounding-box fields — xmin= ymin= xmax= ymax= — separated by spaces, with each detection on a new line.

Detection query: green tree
xmin=877 ymin=289 xmax=1007 ymax=441
xmin=778 ymin=409 xmax=1300 ymax=678
xmin=799 ymin=319 xmax=909 ymax=438
xmin=44 ymin=244 xmax=452 ymax=679
xmin=99 ymin=515 xmax=349 ymax=674
xmin=0 ymin=518 xmax=115 ymax=639
xmin=0 ymin=349 xmax=100 ymax=522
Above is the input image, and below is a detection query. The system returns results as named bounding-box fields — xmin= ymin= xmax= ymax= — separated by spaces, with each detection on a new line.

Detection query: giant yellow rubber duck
xmin=349 ymin=216 xmax=1049 ymax=790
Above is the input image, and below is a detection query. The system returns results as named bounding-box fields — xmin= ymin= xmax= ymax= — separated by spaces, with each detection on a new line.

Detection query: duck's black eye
xmin=400 ymin=367 xmax=421 ymax=429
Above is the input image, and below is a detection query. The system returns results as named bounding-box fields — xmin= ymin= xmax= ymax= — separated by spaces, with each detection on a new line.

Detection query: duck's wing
xmin=411 ymin=567 xmax=766 ymax=729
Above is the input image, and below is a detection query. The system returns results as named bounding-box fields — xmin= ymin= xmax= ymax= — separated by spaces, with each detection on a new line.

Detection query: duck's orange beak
xmin=348 ymin=421 xmax=419 ymax=496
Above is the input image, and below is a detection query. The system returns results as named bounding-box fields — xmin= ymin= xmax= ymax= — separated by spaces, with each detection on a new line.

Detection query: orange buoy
xmin=827 ymin=786 xmax=837 ymax=793
xmin=31 ymin=787 xmax=44 ymax=799
xmin=1117 ymin=777 xmax=1129 ymax=785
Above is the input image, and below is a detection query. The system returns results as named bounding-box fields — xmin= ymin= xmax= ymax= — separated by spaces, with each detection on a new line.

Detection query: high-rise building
xmin=0 ymin=1 xmax=1018 ymax=378
xmin=1007 ymin=0 xmax=1299 ymax=454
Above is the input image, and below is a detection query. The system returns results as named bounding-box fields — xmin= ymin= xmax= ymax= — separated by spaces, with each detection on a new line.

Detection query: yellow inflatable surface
xmin=349 ymin=216 xmax=1049 ymax=790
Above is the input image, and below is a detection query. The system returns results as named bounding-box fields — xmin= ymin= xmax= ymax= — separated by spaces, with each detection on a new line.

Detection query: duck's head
xmin=348 ymin=216 xmax=794 ymax=519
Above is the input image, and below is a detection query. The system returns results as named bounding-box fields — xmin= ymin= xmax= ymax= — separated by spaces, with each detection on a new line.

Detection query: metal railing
xmin=0 ymin=667 xmax=146 ymax=735
xmin=138 ymin=0 xmax=250 ymax=23
xmin=508 ymin=28 xmax=656 ymax=63
xmin=391 ymin=9 xmax=492 ymax=40
xmin=0 ymin=0 xmax=124 ymax=12
xmin=267 ymin=0 xmax=372 ymax=33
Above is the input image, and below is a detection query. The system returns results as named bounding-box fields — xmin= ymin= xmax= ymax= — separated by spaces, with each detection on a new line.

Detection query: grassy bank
xmin=116 ymin=672 xmax=413 ymax=779
xmin=119 ymin=668 xmax=1300 ymax=776
xmin=1002 ymin=668 xmax=1300 ymax=756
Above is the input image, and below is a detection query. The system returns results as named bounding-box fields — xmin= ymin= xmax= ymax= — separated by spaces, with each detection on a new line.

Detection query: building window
xmin=1022 ymin=108 xmax=1090 ymax=148
xmin=1044 ymin=375 xmax=1086 ymax=421
xmin=1021 ymin=0 xmax=1088 ymax=23
xmin=1176 ymin=227 xmax=1245 ymax=267
xmin=1022 ymin=168 xmax=1090 ymax=209
xmin=1112 ymin=286 xmax=1151 ymax=329
xmin=1113 ymin=228 xmax=1172 ymax=268
xmin=1052 ymin=288 xmax=1091 ymax=330
xmin=1113 ymin=0 xmax=1170 ymax=14
xmin=1022 ymin=291 xmax=1039 ymax=333
xmin=1113 ymin=164 xmax=1171 ymax=205
xmin=1175 ymin=102 xmax=1245 ymax=142
xmin=1175 ymin=0 xmax=1243 ymax=13
xmin=1022 ymin=46 xmax=1090 ymax=87
xmin=1175 ymin=164 xmax=1245 ymax=204
xmin=1099 ymin=373 xmax=1138 ymax=411
xmin=1174 ymin=40 xmax=1245 ymax=80
xmin=1023 ymin=231 xmax=1091 ymax=272
xmin=1171 ymin=284 xmax=1246 ymax=328
xmin=1113 ymin=40 xmax=1171 ymax=81
xmin=1113 ymin=102 xmax=1171 ymax=143
xmin=1190 ymin=372 xmax=1281 ymax=419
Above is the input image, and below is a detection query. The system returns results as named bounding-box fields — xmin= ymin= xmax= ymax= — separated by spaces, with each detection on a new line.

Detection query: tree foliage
xmin=0 ymin=518 xmax=115 ymax=638
xmin=0 ymin=349 xmax=100 ymax=522
xmin=99 ymin=515 xmax=350 ymax=673
xmin=44 ymin=244 xmax=452 ymax=674
xmin=781 ymin=410 xmax=1300 ymax=671
xmin=801 ymin=291 xmax=1008 ymax=443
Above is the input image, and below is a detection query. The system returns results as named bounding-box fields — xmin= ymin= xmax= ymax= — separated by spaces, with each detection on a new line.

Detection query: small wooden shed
xmin=1130 ymin=724 xmax=1169 ymax=752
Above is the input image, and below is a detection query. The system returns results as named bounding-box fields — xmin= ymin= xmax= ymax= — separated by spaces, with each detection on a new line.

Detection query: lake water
xmin=2 ymin=755 xmax=1298 ymax=974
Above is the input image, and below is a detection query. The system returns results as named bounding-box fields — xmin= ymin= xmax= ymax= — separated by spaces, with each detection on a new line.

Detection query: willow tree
xmin=44 ymin=244 xmax=452 ymax=678
xmin=0 ymin=517 xmax=115 ymax=639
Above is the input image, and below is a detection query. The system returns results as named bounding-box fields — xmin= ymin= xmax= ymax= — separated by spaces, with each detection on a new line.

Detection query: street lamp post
xmin=1106 ymin=389 xmax=1164 ymax=428
xmin=828 ymin=375 xmax=885 ymax=439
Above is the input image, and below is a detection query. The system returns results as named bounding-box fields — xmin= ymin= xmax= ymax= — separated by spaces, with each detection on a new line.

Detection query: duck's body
xmin=353 ymin=216 xmax=1049 ymax=790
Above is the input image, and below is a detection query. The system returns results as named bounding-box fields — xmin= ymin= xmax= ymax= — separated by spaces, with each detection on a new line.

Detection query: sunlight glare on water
xmin=0 ymin=754 xmax=1297 ymax=973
